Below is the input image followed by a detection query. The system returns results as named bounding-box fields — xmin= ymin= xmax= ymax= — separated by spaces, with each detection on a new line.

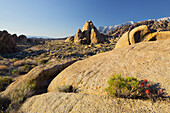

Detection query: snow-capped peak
xmin=97 ymin=17 xmax=170 ymax=34
xmin=97 ymin=21 xmax=134 ymax=34
xmin=149 ymin=17 xmax=170 ymax=22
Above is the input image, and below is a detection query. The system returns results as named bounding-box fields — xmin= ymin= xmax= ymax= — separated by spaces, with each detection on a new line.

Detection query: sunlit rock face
xmin=67 ymin=20 xmax=104 ymax=44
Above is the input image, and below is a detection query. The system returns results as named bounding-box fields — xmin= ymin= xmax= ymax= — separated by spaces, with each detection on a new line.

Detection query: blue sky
xmin=0 ymin=0 xmax=170 ymax=38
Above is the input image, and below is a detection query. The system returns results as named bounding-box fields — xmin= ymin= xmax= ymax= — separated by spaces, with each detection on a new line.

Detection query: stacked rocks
xmin=65 ymin=20 xmax=104 ymax=44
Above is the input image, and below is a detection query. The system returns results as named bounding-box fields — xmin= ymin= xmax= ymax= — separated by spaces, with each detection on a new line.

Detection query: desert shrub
xmin=17 ymin=66 xmax=28 ymax=75
xmin=57 ymin=84 xmax=78 ymax=93
xmin=1 ymin=81 xmax=36 ymax=112
xmin=14 ymin=60 xmax=26 ymax=66
xmin=11 ymin=69 xmax=18 ymax=75
xmin=105 ymin=74 xmax=140 ymax=98
xmin=40 ymin=53 xmax=46 ymax=58
xmin=0 ymin=77 xmax=12 ymax=91
xmin=31 ymin=64 xmax=36 ymax=68
xmin=24 ymin=64 xmax=29 ymax=69
xmin=12 ymin=58 xmax=18 ymax=62
xmin=0 ymin=56 xmax=3 ymax=60
xmin=38 ymin=59 xmax=48 ymax=64
xmin=57 ymin=85 xmax=73 ymax=93
xmin=46 ymin=61 xmax=53 ymax=64
xmin=105 ymin=74 xmax=165 ymax=101
xmin=12 ymin=64 xmax=32 ymax=75
xmin=0 ymin=65 xmax=7 ymax=71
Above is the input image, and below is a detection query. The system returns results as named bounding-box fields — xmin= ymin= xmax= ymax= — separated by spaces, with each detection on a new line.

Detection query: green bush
xmin=105 ymin=74 xmax=165 ymax=101
xmin=24 ymin=64 xmax=29 ymax=69
xmin=105 ymin=74 xmax=140 ymax=98
xmin=11 ymin=69 xmax=17 ymax=75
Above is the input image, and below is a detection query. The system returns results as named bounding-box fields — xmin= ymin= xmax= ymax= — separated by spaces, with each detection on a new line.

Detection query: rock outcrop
xmin=0 ymin=30 xmax=44 ymax=53
xmin=1 ymin=60 xmax=77 ymax=97
xmin=66 ymin=20 xmax=104 ymax=44
xmin=19 ymin=92 xmax=169 ymax=113
xmin=48 ymin=39 xmax=170 ymax=96
xmin=74 ymin=29 xmax=85 ymax=44
xmin=128 ymin=25 xmax=151 ymax=44
xmin=65 ymin=36 xmax=74 ymax=43
xmin=20 ymin=39 xmax=170 ymax=113
xmin=115 ymin=25 xmax=170 ymax=49
xmin=15 ymin=35 xmax=28 ymax=44
xmin=91 ymin=27 xmax=104 ymax=43
xmin=0 ymin=30 xmax=17 ymax=53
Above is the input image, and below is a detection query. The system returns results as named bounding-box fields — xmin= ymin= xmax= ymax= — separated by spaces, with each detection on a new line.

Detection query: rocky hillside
xmin=109 ymin=20 xmax=170 ymax=39
xmin=98 ymin=17 xmax=170 ymax=35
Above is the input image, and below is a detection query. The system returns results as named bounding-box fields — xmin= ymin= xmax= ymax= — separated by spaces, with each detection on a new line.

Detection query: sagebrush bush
xmin=0 ymin=77 xmax=12 ymax=91
xmin=105 ymin=74 xmax=165 ymax=101
xmin=105 ymin=74 xmax=140 ymax=98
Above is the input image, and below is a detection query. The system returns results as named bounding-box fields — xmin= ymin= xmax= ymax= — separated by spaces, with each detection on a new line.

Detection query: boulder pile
xmin=0 ymin=30 xmax=17 ymax=53
xmin=0 ymin=30 xmax=44 ymax=53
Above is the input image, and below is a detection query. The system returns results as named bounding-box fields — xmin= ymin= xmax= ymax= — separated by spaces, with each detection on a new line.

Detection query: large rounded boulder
xmin=1 ymin=60 xmax=77 ymax=97
xmin=48 ymin=39 xmax=170 ymax=96
xmin=19 ymin=92 xmax=169 ymax=113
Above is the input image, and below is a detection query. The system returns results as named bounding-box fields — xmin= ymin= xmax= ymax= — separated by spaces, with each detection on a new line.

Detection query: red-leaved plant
xmin=138 ymin=79 xmax=165 ymax=102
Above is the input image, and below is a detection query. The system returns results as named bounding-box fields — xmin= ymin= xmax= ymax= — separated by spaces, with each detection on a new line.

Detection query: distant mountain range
xmin=97 ymin=21 xmax=134 ymax=34
xmin=27 ymin=36 xmax=67 ymax=40
xmin=27 ymin=36 xmax=54 ymax=39
xmin=97 ymin=17 xmax=170 ymax=34
xmin=149 ymin=17 xmax=170 ymax=22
